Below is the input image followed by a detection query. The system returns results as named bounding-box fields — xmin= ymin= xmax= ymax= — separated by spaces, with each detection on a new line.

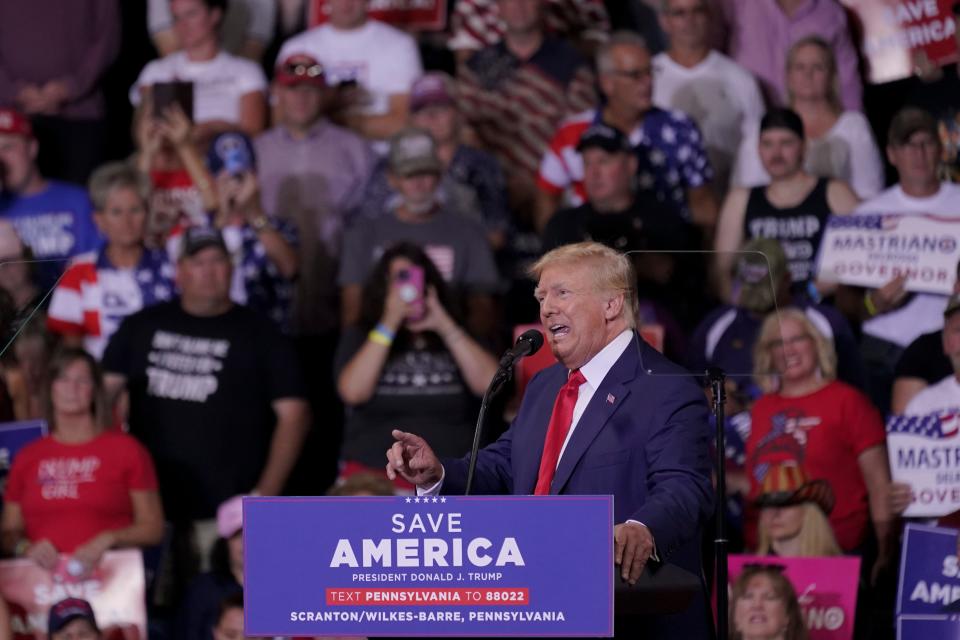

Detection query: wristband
xmin=368 ymin=323 xmax=395 ymax=347
xmin=864 ymin=292 xmax=878 ymax=317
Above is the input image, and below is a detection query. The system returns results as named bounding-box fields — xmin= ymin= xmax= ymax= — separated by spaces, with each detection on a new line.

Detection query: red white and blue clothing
xmin=537 ymin=106 xmax=713 ymax=221
xmin=47 ymin=247 xmax=175 ymax=359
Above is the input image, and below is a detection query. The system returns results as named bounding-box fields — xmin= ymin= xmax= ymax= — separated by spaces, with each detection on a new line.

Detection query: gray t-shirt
xmin=338 ymin=210 xmax=500 ymax=291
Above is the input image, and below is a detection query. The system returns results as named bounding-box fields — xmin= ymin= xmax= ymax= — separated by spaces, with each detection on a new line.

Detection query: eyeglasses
xmin=282 ymin=62 xmax=324 ymax=79
xmin=609 ymin=68 xmax=651 ymax=82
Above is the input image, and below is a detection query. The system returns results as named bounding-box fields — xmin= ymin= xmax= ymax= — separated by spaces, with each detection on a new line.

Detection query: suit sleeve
xmin=629 ymin=378 xmax=714 ymax=560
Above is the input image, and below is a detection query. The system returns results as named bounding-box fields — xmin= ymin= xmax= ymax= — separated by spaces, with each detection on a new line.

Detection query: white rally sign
xmin=887 ymin=409 xmax=960 ymax=518
xmin=816 ymin=214 xmax=960 ymax=295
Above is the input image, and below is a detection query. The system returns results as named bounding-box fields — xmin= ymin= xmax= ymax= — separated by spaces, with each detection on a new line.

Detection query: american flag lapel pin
xmin=606 ymin=393 xmax=615 ymax=404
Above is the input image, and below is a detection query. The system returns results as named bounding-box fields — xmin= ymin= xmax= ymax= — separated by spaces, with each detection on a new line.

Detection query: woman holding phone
xmin=335 ymin=242 xmax=499 ymax=488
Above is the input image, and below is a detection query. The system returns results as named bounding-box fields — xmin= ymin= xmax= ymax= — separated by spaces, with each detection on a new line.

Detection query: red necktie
xmin=534 ymin=369 xmax=587 ymax=495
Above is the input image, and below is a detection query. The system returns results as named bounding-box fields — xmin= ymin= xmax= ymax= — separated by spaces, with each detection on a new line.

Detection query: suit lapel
xmin=550 ymin=338 xmax=642 ymax=494
xmin=514 ymin=366 xmax=567 ymax=494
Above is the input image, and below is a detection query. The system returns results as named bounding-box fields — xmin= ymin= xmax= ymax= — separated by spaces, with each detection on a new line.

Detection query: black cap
xmin=179 ymin=226 xmax=228 ymax=259
xmin=48 ymin=598 xmax=99 ymax=635
xmin=576 ymin=123 xmax=633 ymax=154
xmin=760 ymin=108 xmax=805 ymax=140
xmin=888 ymin=107 xmax=938 ymax=147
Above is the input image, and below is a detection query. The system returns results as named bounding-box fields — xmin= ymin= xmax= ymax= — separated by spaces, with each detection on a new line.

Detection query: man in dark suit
xmin=386 ymin=241 xmax=714 ymax=638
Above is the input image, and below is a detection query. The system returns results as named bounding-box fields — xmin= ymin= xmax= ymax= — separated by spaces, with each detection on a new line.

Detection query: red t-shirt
xmin=5 ymin=432 xmax=158 ymax=553
xmin=745 ymin=380 xmax=886 ymax=551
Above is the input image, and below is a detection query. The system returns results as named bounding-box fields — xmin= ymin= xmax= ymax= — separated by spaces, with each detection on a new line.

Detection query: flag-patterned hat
xmin=754 ymin=460 xmax=834 ymax=514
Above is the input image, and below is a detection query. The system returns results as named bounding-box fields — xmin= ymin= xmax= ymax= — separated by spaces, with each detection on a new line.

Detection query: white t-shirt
xmin=130 ymin=51 xmax=267 ymax=125
xmin=276 ymin=20 xmax=423 ymax=117
xmin=652 ymin=51 xmax=764 ymax=188
xmin=733 ymin=111 xmax=885 ymax=199
xmin=856 ymin=183 xmax=960 ymax=346
xmin=905 ymin=374 xmax=960 ymax=415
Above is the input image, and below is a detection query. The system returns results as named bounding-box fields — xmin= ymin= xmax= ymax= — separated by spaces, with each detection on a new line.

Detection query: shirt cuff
xmin=415 ymin=467 xmax=445 ymax=496
xmin=627 ymin=519 xmax=660 ymax=562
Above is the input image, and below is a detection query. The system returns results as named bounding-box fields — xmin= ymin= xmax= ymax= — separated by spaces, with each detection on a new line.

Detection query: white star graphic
xmin=432 ymin=497 xmax=439 ymax=503
xmin=405 ymin=497 xmax=412 ymax=503
xmin=414 ymin=497 xmax=421 ymax=503
xmin=440 ymin=497 xmax=447 ymax=503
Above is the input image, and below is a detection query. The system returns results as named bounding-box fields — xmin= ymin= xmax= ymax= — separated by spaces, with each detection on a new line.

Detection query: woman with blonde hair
xmin=745 ymin=309 xmax=892 ymax=577
xmin=733 ymin=35 xmax=884 ymax=200
xmin=730 ymin=564 xmax=809 ymax=640
xmin=755 ymin=461 xmax=841 ymax=557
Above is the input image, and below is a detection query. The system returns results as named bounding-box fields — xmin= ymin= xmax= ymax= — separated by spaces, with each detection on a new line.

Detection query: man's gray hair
xmin=596 ymin=31 xmax=649 ymax=75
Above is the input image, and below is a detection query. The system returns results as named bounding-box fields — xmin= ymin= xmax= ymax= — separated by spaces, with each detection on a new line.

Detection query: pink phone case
xmin=396 ymin=265 xmax=425 ymax=322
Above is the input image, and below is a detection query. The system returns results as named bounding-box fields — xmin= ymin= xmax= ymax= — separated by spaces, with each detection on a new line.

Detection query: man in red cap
xmin=254 ymin=53 xmax=376 ymax=494
xmin=0 ymin=107 xmax=101 ymax=289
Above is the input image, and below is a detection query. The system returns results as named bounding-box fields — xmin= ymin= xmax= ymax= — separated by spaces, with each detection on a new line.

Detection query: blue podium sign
xmin=0 ymin=420 xmax=46 ymax=498
xmin=244 ymin=495 xmax=614 ymax=637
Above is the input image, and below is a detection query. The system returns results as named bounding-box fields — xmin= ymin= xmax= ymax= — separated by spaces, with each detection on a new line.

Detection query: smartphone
xmin=152 ymin=81 xmax=194 ymax=120
xmin=395 ymin=265 xmax=425 ymax=322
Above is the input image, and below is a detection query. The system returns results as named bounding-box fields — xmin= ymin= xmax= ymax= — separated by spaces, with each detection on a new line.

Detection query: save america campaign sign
xmin=244 ymin=495 xmax=614 ymax=637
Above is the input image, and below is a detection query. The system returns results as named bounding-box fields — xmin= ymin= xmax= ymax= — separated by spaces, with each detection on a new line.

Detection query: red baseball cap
xmin=0 ymin=108 xmax=32 ymax=137
xmin=275 ymin=54 xmax=326 ymax=88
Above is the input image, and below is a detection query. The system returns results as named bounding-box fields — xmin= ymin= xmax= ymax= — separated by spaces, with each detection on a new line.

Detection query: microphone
xmin=498 ymin=329 xmax=544 ymax=368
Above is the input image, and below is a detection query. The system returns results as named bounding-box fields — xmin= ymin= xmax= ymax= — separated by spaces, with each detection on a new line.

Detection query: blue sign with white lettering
xmin=897 ymin=524 xmax=960 ymax=616
xmin=244 ymin=495 xmax=614 ymax=637
xmin=0 ymin=420 xmax=46 ymax=498
xmin=898 ymin=615 xmax=960 ymax=640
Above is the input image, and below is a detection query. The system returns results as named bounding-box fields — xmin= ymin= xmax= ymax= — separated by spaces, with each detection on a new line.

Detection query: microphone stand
xmin=464 ymin=364 xmax=512 ymax=496
xmin=707 ymin=367 xmax=728 ymax=640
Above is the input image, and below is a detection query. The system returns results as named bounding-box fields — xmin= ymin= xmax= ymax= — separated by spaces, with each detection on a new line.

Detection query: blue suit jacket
xmin=442 ymin=334 xmax=715 ymax=635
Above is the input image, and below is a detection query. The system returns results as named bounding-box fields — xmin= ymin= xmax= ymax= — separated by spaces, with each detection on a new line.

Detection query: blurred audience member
xmin=1 ymin=349 xmax=163 ymax=574
xmin=211 ymin=592 xmax=243 ymax=640
xmin=102 ymin=227 xmax=309 ymax=592
xmin=715 ymin=109 xmax=858 ymax=301
xmin=724 ymin=0 xmax=862 ymax=111
xmin=339 ymin=129 xmax=500 ymax=339
xmin=537 ymin=32 xmax=714 ymax=230
xmin=256 ymin=54 xmax=375 ymax=339
xmin=653 ymin=0 xmax=764 ymax=194
xmin=449 ymin=0 xmax=610 ymax=64
xmin=48 ymin=598 xmax=103 ymax=640
xmin=891 ymin=262 xmax=960 ymax=414
xmin=47 ymin=163 xmax=175 ymax=359
xmin=747 ymin=310 xmax=892 ymax=567
xmin=0 ymin=220 xmax=42 ymax=329
xmin=846 ymin=108 xmax=960 ymax=414
xmin=458 ymin=0 xmax=597 ymax=224
xmin=130 ymin=0 xmax=268 ymax=140
xmin=177 ymin=495 xmax=243 ymax=640
xmin=204 ymin=132 xmax=299 ymax=332
xmin=0 ymin=0 xmax=119 ymax=184
xmin=355 ymin=73 xmax=511 ymax=251
xmin=730 ymin=564 xmax=809 ymax=640
xmin=327 ymin=472 xmax=395 ymax=497
xmin=149 ymin=0 xmax=276 ymax=61
xmin=754 ymin=461 xmax=841 ymax=557
xmin=733 ymin=37 xmax=884 ymax=200
xmin=3 ymin=320 xmax=50 ymax=421
xmin=276 ymin=0 xmax=423 ymax=144
xmin=688 ymin=238 xmax=864 ymax=394
xmin=134 ymin=103 xmax=218 ymax=246
xmin=542 ymin=123 xmax=690 ymax=252
xmin=0 ymin=109 xmax=101 ymax=290
xmin=336 ymin=243 xmax=498 ymax=481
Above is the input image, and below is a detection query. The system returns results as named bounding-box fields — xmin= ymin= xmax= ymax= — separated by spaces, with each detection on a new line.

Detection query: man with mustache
xmin=714 ymin=108 xmax=859 ymax=301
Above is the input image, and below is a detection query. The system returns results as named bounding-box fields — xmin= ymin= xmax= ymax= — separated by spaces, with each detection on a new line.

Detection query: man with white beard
xmin=337 ymin=128 xmax=500 ymax=336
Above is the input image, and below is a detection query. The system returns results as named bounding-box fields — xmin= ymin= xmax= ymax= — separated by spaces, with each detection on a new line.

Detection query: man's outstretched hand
xmin=386 ymin=430 xmax=444 ymax=488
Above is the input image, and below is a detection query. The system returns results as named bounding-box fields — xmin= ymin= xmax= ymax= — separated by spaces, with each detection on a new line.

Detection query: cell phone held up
xmin=394 ymin=265 xmax=425 ymax=322
xmin=152 ymin=81 xmax=194 ymax=121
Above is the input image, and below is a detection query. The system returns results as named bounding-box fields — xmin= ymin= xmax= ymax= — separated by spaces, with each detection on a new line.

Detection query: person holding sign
xmin=386 ymin=242 xmax=714 ymax=638
xmin=714 ymin=108 xmax=859 ymax=302
xmin=1 ymin=349 xmax=164 ymax=576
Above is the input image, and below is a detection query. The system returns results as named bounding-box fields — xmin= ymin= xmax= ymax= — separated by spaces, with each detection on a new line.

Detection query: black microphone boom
xmin=465 ymin=329 xmax=545 ymax=495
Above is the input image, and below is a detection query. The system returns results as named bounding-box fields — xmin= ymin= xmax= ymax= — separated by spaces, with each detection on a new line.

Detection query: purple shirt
xmin=0 ymin=0 xmax=120 ymax=120
xmin=725 ymin=0 xmax=863 ymax=111
xmin=254 ymin=119 xmax=375 ymax=334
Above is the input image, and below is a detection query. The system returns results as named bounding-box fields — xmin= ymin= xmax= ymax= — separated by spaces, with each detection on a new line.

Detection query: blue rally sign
xmin=244 ymin=495 xmax=614 ymax=637
xmin=896 ymin=524 xmax=960 ymax=639
xmin=0 ymin=420 xmax=46 ymax=498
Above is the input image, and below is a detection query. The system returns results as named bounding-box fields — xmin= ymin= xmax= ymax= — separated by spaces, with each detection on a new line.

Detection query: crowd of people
xmin=1 ymin=0 xmax=960 ymax=637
